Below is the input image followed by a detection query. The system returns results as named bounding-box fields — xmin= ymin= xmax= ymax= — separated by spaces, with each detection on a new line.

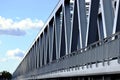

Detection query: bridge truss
xmin=13 ymin=0 xmax=120 ymax=80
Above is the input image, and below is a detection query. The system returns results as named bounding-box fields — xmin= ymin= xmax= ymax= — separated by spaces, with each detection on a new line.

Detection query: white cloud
xmin=6 ymin=48 xmax=25 ymax=60
xmin=0 ymin=28 xmax=26 ymax=36
xmin=0 ymin=16 xmax=44 ymax=36
xmin=0 ymin=48 xmax=24 ymax=62
xmin=0 ymin=58 xmax=7 ymax=63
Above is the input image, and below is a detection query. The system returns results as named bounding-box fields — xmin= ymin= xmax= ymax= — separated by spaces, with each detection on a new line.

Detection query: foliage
xmin=1 ymin=71 xmax=12 ymax=80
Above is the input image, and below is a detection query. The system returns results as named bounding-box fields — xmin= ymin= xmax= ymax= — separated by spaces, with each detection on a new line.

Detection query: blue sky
xmin=0 ymin=0 xmax=59 ymax=73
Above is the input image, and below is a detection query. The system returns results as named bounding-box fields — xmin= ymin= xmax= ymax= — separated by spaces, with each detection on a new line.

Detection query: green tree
xmin=2 ymin=71 xmax=12 ymax=80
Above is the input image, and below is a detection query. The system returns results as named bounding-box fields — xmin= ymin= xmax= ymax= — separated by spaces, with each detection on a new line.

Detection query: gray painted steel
xmin=77 ymin=0 xmax=87 ymax=48
xmin=86 ymin=0 xmax=100 ymax=46
xmin=13 ymin=0 xmax=120 ymax=79
xmin=64 ymin=0 xmax=72 ymax=54
xmin=101 ymin=0 xmax=114 ymax=38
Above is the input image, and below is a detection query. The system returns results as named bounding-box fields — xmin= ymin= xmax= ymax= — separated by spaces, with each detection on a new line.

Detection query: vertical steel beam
xmin=46 ymin=26 xmax=50 ymax=64
xmin=101 ymin=0 xmax=114 ymax=37
xmin=28 ymin=52 xmax=30 ymax=71
xmin=34 ymin=43 xmax=35 ymax=69
xmin=113 ymin=0 xmax=120 ymax=34
xmin=36 ymin=40 xmax=38 ymax=68
xmin=49 ymin=19 xmax=54 ymax=62
xmin=36 ymin=42 xmax=38 ymax=69
xmin=30 ymin=51 xmax=31 ymax=70
xmin=63 ymin=0 xmax=72 ymax=54
xmin=52 ymin=22 xmax=56 ymax=61
xmin=70 ymin=0 xmax=79 ymax=52
xmin=44 ymin=29 xmax=47 ymax=65
xmin=26 ymin=58 xmax=27 ymax=73
xmin=31 ymin=46 xmax=33 ymax=70
xmin=40 ymin=34 xmax=43 ymax=67
xmin=31 ymin=48 xmax=32 ymax=70
xmin=97 ymin=14 xmax=104 ymax=40
xmin=31 ymin=47 xmax=33 ymax=70
xmin=33 ymin=46 xmax=35 ymax=69
xmin=35 ymin=42 xmax=37 ymax=69
xmin=37 ymin=39 xmax=39 ymax=68
xmin=39 ymin=36 xmax=42 ymax=67
xmin=60 ymin=6 xmax=66 ymax=57
xmin=55 ymin=6 xmax=62 ymax=59
xmin=77 ymin=0 xmax=87 ymax=48
xmin=86 ymin=0 xmax=100 ymax=46
xmin=42 ymin=33 xmax=44 ymax=66
xmin=34 ymin=44 xmax=36 ymax=69
xmin=38 ymin=38 xmax=41 ymax=67
xmin=32 ymin=46 xmax=34 ymax=69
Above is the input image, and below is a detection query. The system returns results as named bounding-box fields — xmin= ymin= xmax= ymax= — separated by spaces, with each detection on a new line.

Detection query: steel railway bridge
xmin=13 ymin=0 xmax=120 ymax=80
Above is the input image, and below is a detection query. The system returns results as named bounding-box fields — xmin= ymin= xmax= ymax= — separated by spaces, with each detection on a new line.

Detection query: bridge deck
xmin=14 ymin=33 xmax=120 ymax=80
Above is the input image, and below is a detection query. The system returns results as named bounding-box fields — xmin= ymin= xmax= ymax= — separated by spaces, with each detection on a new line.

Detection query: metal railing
xmin=13 ymin=32 xmax=120 ymax=80
xmin=25 ymin=32 xmax=120 ymax=78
